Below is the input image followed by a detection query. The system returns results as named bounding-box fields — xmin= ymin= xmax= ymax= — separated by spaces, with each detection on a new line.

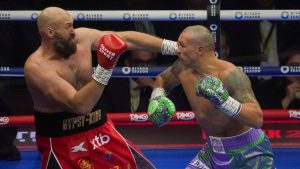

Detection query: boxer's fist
xmin=147 ymin=88 xmax=176 ymax=127
xmin=92 ymin=34 xmax=127 ymax=85
xmin=196 ymin=76 xmax=241 ymax=118
xmin=97 ymin=34 xmax=128 ymax=69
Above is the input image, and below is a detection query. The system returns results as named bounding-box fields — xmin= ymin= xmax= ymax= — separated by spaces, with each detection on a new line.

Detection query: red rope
xmin=0 ymin=109 xmax=299 ymax=126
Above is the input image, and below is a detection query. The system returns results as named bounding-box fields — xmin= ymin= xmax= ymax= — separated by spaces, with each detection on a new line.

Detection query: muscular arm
xmin=75 ymin=28 xmax=164 ymax=53
xmin=154 ymin=59 xmax=183 ymax=94
xmin=24 ymin=61 xmax=104 ymax=114
xmin=224 ymin=70 xmax=263 ymax=128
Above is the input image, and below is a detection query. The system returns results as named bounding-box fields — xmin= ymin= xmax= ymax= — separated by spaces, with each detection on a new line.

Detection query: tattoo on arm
xmin=159 ymin=59 xmax=183 ymax=92
xmin=170 ymin=59 xmax=185 ymax=75
xmin=225 ymin=70 xmax=257 ymax=103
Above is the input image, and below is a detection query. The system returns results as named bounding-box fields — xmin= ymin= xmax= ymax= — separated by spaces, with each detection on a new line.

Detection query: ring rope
xmin=0 ymin=66 xmax=299 ymax=78
xmin=1 ymin=10 xmax=300 ymax=21
xmin=1 ymin=109 xmax=299 ymax=126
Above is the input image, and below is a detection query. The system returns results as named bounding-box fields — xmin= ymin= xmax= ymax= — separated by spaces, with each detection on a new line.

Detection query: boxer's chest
xmin=58 ymin=48 xmax=93 ymax=90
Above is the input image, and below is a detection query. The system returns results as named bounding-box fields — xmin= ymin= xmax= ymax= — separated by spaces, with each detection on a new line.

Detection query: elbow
xmin=254 ymin=109 xmax=264 ymax=128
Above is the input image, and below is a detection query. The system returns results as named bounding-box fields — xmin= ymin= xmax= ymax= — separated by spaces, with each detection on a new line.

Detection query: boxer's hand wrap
xmin=195 ymin=76 xmax=242 ymax=118
xmin=147 ymin=88 xmax=176 ymax=127
xmin=161 ymin=39 xmax=178 ymax=55
xmin=92 ymin=34 xmax=128 ymax=85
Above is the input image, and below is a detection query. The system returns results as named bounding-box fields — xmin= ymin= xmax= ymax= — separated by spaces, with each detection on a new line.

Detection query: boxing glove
xmin=147 ymin=88 xmax=176 ymax=127
xmin=195 ymin=76 xmax=242 ymax=118
xmin=92 ymin=34 xmax=128 ymax=85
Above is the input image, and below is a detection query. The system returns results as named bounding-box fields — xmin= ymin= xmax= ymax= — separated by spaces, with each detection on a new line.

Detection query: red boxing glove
xmin=92 ymin=34 xmax=128 ymax=85
xmin=97 ymin=34 xmax=128 ymax=69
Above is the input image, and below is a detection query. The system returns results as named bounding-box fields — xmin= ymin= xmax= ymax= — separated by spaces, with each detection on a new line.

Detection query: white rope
xmin=1 ymin=10 xmax=300 ymax=21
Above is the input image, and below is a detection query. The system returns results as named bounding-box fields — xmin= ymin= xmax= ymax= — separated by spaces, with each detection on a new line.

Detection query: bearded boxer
xmin=148 ymin=25 xmax=275 ymax=168
xmin=24 ymin=7 xmax=176 ymax=169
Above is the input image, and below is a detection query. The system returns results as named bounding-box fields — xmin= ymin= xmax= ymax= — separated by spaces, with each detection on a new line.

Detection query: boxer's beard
xmin=53 ymin=33 xmax=77 ymax=59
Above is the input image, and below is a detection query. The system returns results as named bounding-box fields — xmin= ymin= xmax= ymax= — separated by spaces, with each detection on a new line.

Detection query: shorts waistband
xmin=34 ymin=108 xmax=107 ymax=138
xmin=207 ymin=128 xmax=264 ymax=152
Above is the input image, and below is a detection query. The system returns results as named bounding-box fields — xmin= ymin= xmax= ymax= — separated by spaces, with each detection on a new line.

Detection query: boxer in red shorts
xmin=24 ymin=7 xmax=174 ymax=169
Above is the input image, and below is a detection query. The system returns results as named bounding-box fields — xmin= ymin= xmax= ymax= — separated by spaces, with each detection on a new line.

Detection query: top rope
xmin=1 ymin=10 xmax=300 ymax=21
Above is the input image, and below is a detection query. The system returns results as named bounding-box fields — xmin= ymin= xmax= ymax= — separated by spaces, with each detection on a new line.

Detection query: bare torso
xmin=176 ymin=64 xmax=249 ymax=137
xmin=25 ymin=29 xmax=95 ymax=113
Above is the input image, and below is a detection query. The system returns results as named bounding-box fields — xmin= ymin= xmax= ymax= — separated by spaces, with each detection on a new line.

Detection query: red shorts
xmin=34 ymin=110 xmax=155 ymax=169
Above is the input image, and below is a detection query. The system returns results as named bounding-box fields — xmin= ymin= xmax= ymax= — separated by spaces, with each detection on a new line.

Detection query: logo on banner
xmin=77 ymin=13 xmax=85 ymax=20
xmin=169 ymin=12 xmax=195 ymax=20
xmin=209 ymin=0 xmax=218 ymax=4
xmin=169 ymin=12 xmax=177 ymax=20
xmin=31 ymin=13 xmax=38 ymax=21
xmin=235 ymin=12 xmax=243 ymax=20
xmin=123 ymin=13 xmax=149 ymax=21
xmin=289 ymin=110 xmax=300 ymax=119
xmin=235 ymin=11 xmax=261 ymax=20
xmin=130 ymin=114 xmax=148 ymax=122
xmin=122 ymin=67 xmax=149 ymax=75
xmin=280 ymin=66 xmax=289 ymax=74
xmin=0 ymin=116 xmax=9 ymax=125
xmin=176 ymin=112 xmax=195 ymax=120
xmin=281 ymin=11 xmax=289 ymax=19
xmin=123 ymin=13 xmax=131 ymax=21
xmin=77 ymin=13 xmax=102 ymax=21
xmin=122 ymin=67 xmax=131 ymax=74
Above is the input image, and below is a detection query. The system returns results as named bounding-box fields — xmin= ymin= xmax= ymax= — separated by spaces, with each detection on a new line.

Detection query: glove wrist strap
xmin=150 ymin=88 xmax=166 ymax=100
xmin=219 ymin=96 xmax=242 ymax=118
xmin=92 ymin=65 xmax=112 ymax=85
xmin=161 ymin=39 xmax=178 ymax=55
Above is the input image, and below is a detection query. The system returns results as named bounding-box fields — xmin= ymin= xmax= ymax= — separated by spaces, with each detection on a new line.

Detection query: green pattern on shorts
xmin=227 ymin=133 xmax=265 ymax=155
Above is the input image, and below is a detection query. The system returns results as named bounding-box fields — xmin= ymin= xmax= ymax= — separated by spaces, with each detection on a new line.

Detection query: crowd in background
xmin=0 ymin=0 xmax=300 ymax=160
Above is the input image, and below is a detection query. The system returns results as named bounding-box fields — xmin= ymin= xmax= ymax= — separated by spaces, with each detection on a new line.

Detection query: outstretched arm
xmin=76 ymin=28 xmax=177 ymax=55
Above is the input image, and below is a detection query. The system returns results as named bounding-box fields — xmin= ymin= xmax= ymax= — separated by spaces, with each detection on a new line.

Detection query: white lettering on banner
xmin=289 ymin=66 xmax=300 ymax=73
xmin=131 ymin=67 xmax=149 ymax=73
xmin=90 ymin=133 xmax=110 ymax=150
xmin=241 ymin=66 xmax=261 ymax=73
xmin=210 ymin=5 xmax=216 ymax=16
xmin=17 ymin=131 xmax=28 ymax=142
xmin=176 ymin=112 xmax=195 ymax=120
xmin=168 ymin=12 xmax=195 ymax=20
xmin=0 ymin=116 xmax=9 ymax=125
xmin=289 ymin=110 xmax=300 ymax=119
xmin=0 ymin=67 xmax=10 ymax=71
xmin=123 ymin=13 xmax=149 ymax=21
xmin=130 ymin=114 xmax=148 ymax=122
xmin=15 ymin=131 xmax=36 ymax=144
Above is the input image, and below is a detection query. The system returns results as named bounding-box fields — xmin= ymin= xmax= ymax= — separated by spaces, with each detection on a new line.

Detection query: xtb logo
xmin=71 ymin=142 xmax=87 ymax=152
xmin=91 ymin=133 xmax=110 ymax=150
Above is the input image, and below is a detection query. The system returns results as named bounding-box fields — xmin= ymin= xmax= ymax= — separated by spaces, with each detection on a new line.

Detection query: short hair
xmin=183 ymin=25 xmax=214 ymax=50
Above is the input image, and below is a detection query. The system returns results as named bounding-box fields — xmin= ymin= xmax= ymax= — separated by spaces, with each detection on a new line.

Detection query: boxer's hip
xmin=34 ymin=108 xmax=106 ymax=137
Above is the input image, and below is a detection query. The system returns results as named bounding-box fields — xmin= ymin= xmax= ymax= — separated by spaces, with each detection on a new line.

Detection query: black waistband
xmin=34 ymin=108 xmax=107 ymax=137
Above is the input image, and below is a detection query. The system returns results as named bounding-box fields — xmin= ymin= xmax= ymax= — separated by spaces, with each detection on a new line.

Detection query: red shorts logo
xmin=78 ymin=158 xmax=94 ymax=169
